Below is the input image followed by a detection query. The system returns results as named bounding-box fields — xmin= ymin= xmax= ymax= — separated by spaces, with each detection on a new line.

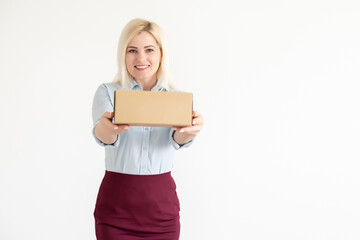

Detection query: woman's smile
xmin=134 ymin=65 xmax=150 ymax=71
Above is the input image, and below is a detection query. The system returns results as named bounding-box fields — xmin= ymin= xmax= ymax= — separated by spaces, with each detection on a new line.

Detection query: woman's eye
xmin=128 ymin=49 xmax=137 ymax=53
xmin=146 ymin=49 xmax=154 ymax=53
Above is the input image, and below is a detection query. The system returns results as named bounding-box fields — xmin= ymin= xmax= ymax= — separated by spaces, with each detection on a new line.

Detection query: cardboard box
xmin=114 ymin=90 xmax=193 ymax=127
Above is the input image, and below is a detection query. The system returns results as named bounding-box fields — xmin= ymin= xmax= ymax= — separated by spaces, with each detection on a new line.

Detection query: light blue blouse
xmin=92 ymin=80 xmax=193 ymax=175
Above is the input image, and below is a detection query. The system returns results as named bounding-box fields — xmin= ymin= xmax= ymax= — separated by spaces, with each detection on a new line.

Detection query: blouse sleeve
xmin=91 ymin=83 xmax=120 ymax=147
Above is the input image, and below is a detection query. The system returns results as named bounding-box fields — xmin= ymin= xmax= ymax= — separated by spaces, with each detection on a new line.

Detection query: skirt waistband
xmin=105 ymin=170 xmax=172 ymax=177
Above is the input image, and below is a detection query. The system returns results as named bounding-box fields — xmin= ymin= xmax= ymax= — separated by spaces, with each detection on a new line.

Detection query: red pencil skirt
xmin=94 ymin=170 xmax=180 ymax=240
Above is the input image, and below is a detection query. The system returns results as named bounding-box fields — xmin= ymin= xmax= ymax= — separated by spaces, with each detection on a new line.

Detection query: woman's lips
xmin=135 ymin=65 xmax=150 ymax=71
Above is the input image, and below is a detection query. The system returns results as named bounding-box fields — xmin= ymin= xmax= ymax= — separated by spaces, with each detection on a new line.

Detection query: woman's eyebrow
xmin=127 ymin=46 xmax=137 ymax=49
xmin=144 ymin=45 xmax=155 ymax=48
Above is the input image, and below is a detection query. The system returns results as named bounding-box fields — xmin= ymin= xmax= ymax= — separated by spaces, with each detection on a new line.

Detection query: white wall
xmin=1 ymin=0 xmax=359 ymax=239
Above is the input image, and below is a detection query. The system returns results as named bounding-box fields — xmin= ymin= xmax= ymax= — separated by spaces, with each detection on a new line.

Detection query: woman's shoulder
xmin=93 ymin=82 xmax=123 ymax=105
xmin=93 ymin=82 xmax=122 ymax=102
xmin=95 ymin=82 xmax=122 ymax=95
xmin=101 ymin=82 xmax=122 ymax=91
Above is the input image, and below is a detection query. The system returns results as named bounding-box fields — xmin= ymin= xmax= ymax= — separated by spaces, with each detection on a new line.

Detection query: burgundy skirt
xmin=94 ymin=170 xmax=180 ymax=240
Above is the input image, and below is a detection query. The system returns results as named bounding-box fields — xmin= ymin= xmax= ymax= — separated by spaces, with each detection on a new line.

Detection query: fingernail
xmin=192 ymin=121 xmax=196 ymax=125
xmin=180 ymin=129 xmax=184 ymax=133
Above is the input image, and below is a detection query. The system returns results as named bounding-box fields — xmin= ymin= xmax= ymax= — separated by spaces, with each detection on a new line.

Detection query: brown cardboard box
xmin=114 ymin=90 xmax=193 ymax=127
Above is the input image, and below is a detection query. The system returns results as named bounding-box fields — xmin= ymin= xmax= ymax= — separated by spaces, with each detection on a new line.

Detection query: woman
xmin=92 ymin=18 xmax=204 ymax=240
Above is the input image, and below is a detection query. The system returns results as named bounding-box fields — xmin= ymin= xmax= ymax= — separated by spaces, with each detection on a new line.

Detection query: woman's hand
xmin=94 ymin=112 xmax=130 ymax=145
xmin=172 ymin=110 xmax=204 ymax=145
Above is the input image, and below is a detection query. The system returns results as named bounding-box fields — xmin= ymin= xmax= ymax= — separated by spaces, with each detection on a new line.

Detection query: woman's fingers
xmin=192 ymin=114 xmax=204 ymax=126
xmin=176 ymin=125 xmax=201 ymax=134
xmin=172 ymin=123 xmax=202 ymax=134
xmin=172 ymin=110 xmax=204 ymax=134
xmin=101 ymin=112 xmax=130 ymax=133
xmin=103 ymin=111 xmax=114 ymax=119
xmin=192 ymin=110 xmax=201 ymax=118
xmin=114 ymin=124 xmax=130 ymax=134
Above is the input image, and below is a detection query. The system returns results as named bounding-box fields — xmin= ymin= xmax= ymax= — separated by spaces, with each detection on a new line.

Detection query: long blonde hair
xmin=113 ymin=18 xmax=175 ymax=90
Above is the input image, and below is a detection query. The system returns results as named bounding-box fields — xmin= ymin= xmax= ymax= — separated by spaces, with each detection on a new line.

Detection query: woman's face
xmin=125 ymin=31 xmax=162 ymax=84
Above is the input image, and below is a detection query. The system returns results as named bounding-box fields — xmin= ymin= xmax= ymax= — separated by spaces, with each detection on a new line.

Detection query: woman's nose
xmin=136 ymin=51 xmax=146 ymax=62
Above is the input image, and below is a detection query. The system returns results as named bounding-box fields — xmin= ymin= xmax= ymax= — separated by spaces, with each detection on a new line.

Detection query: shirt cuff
xmin=169 ymin=129 xmax=194 ymax=150
xmin=92 ymin=121 xmax=120 ymax=147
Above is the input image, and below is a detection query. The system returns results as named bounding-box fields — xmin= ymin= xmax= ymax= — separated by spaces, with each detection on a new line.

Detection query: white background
xmin=1 ymin=0 xmax=360 ymax=239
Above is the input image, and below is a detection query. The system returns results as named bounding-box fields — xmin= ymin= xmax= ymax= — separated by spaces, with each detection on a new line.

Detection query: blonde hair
xmin=113 ymin=18 xmax=175 ymax=90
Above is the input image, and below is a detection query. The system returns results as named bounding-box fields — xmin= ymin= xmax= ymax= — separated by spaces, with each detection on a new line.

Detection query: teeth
xmin=135 ymin=65 xmax=149 ymax=69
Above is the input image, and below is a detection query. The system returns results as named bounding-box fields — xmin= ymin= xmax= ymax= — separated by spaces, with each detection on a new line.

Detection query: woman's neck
xmin=135 ymin=77 xmax=157 ymax=91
